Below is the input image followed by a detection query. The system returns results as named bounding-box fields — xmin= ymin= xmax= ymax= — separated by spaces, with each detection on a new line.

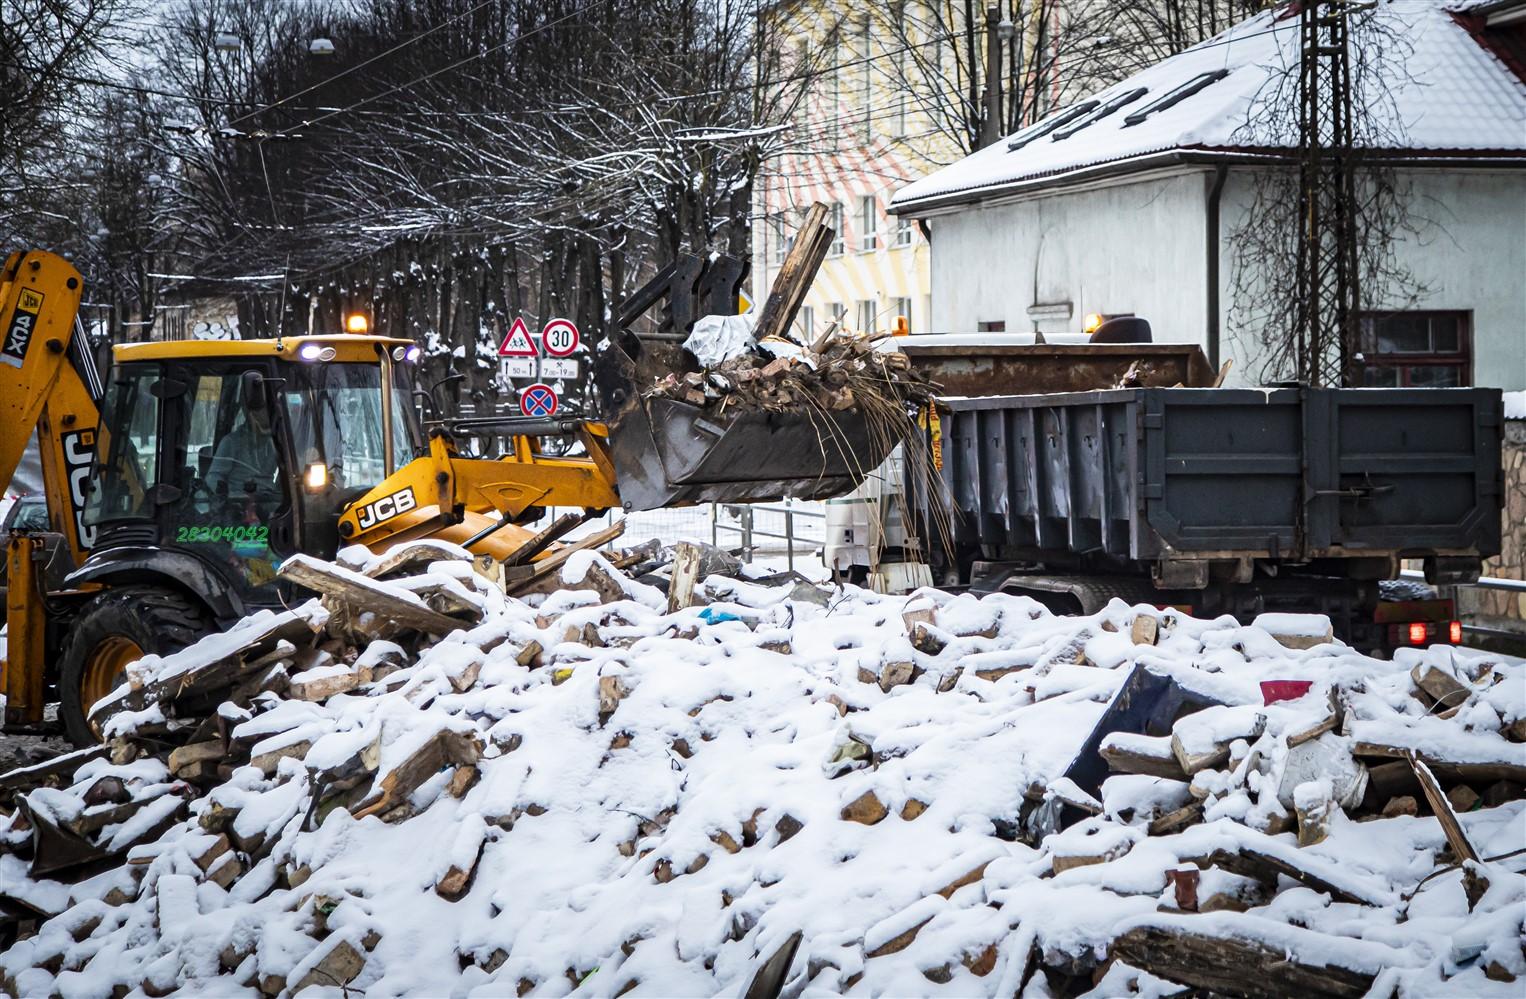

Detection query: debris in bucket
xmin=0 ymin=545 xmax=1521 ymax=997
xmin=647 ymin=330 xmax=936 ymax=414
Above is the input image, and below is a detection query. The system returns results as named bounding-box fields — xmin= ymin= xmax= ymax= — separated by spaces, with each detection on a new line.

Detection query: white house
xmin=890 ymin=0 xmax=1526 ymax=391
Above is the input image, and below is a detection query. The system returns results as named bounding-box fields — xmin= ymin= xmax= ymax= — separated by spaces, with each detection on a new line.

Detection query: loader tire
xmin=57 ymin=586 xmax=212 ymax=746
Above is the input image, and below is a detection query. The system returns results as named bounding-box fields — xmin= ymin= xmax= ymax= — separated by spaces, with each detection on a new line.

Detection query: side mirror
xmin=241 ymin=370 xmax=272 ymax=434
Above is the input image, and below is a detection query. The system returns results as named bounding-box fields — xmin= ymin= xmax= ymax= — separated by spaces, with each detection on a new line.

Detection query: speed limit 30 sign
xmin=541 ymin=318 xmax=580 ymax=357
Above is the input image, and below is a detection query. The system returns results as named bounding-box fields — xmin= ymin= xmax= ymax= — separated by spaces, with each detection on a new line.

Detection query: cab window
xmin=172 ymin=369 xmax=291 ymax=596
xmin=84 ymin=366 xmax=162 ymax=525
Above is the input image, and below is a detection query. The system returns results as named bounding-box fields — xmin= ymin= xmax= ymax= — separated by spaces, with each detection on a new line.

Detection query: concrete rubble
xmin=0 ymin=543 xmax=1520 ymax=996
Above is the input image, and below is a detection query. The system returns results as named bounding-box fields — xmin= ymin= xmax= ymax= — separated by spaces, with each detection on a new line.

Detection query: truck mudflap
xmin=594 ymin=340 xmax=901 ymax=511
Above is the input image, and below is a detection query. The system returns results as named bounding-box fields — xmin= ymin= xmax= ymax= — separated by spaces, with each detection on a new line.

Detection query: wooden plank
xmin=753 ymin=203 xmax=829 ymax=344
xmin=503 ymin=512 xmax=587 ymax=568
xmin=365 ymin=540 xmax=471 ymax=580
xmin=353 ymin=728 xmax=483 ymax=821
xmin=1353 ymin=741 xmax=1526 ymax=784
xmin=504 ymin=521 xmax=626 ymax=597
xmin=666 ymin=542 xmax=703 ymax=614
xmin=0 ymin=746 xmax=106 ymax=792
xmin=279 ymin=555 xmax=466 ymax=635
xmin=1199 ymin=844 xmax=1392 ymax=907
xmin=89 ymin=613 xmax=318 ymax=733
xmin=1111 ymin=923 xmax=1376 ymax=999
xmin=1406 ymin=751 xmax=1479 ymax=864
xmin=1100 ymin=734 xmax=1188 ymax=781
xmin=742 ymin=930 xmax=803 ymax=999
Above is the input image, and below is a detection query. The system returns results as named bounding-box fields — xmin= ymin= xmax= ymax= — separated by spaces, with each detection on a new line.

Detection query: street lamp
xmin=980 ymin=7 xmax=1018 ymax=148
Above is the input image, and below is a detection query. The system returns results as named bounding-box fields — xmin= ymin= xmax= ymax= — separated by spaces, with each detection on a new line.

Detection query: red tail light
xmin=1449 ymin=620 xmax=1462 ymax=644
xmin=1408 ymin=622 xmax=1429 ymax=645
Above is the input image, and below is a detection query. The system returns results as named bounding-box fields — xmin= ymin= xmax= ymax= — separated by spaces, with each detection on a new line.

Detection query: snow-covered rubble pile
xmin=0 ymin=545 xmax=1522 ymax=997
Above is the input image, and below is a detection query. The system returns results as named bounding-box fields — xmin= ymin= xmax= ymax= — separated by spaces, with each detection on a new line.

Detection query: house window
xmin=1357 ymin=312 xmax=1471 ymax=386
xmin=799 ymin=305 xmax=816 ymax=340
xmin=859 ymin=196 xmax=878 ymax=251
xmin=828 ymin=302 xmax=846 ymax=328
xmin=891 ymin=296 xmax=913 ymax=333
xmin=828 ymin=203 xmax=845 ymax=256
xmin=895 ymin=215 xmax=914 ymax=247
xmin=771 ymin=216 xmax=790 ymax=265
xmin=978 ymin=320 xmax=1006 ymax=332
xmin=856 ymin=299 xmax=877 ymax=333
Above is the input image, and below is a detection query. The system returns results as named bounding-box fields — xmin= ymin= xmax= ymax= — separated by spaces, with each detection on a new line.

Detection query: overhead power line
xmin=225 ymin=0 xmax=497 ymax=126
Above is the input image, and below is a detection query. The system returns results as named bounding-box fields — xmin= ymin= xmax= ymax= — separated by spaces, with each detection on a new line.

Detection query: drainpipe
xmin=1206 ymin=164 xmax=1228 ymax=372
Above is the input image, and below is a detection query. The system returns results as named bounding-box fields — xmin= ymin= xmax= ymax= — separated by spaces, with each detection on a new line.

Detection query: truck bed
xmin=928 ymin=386 xmax=1503 ymax=580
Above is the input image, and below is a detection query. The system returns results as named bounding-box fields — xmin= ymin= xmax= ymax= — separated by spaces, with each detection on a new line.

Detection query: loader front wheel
xmin=57 ymin=587 xmax=212 ymax=745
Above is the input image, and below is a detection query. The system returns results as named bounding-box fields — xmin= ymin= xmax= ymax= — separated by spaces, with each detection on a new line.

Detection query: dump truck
xmin=898 ymin=334 xmax=1504 ymax=653
xmin=1 ymin=249 xmax=900 ymax=742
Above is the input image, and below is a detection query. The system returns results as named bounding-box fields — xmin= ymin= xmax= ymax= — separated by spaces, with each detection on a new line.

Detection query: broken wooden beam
xmin=1111 ymin=919 xmax=1380 ymax=999
xmin=503 ymin=512 xmax=588 ymax=568
xmin=504 ymin=521 xmax=626 ymax=597
xmin=280 ymin=555 xmax=470 ymax=635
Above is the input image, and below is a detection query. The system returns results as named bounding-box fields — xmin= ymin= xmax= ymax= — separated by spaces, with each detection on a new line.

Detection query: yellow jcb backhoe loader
xmin=0 ymin=249 xmax=897 ymax=743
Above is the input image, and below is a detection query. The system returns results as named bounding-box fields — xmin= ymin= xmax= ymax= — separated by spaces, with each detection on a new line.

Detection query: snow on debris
xmin=0 ymin=544 xmax=1522 ymax=996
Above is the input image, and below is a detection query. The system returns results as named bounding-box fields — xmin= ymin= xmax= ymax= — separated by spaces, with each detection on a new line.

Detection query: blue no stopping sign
xmin=520 ymin=382 xmax=559 ymax=417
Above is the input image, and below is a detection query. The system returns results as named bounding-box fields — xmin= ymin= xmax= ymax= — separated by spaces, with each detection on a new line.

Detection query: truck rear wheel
xmin=57 ymin=587 xmax=212 ymax=745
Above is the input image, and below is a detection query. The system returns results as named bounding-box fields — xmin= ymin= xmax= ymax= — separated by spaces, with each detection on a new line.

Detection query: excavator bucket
xmin=593 ymin=340 xmax=900 ymax=511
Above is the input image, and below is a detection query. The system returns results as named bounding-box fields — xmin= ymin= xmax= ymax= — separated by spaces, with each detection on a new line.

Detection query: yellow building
xmin=752 ymin=2 xmax=969 ymax=338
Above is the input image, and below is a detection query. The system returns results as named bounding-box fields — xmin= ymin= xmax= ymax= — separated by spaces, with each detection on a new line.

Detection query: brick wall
xmin=1458 ymin=419 xmax=1525 ymax=632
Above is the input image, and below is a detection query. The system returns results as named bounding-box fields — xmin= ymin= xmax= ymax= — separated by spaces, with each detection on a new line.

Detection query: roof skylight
xmin=1006 ymin=101 xmax=1100 ymax=151
xmin=1050 ymin=87 xmax=1149 ymax=141
xmin=1122 ymin=70 xmax=1230 ymax=127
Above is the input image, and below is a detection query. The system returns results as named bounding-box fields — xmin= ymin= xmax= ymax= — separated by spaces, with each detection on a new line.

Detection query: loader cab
xmin=82 ymin=337 xmax=422 ymax=614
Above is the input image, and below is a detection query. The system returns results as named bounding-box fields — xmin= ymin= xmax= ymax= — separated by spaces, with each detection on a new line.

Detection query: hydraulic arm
xmin=0 ymin=251 xmax=100 ymax=565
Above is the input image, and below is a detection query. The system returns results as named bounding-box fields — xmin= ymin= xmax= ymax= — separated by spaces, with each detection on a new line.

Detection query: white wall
xmin=924 ymin=170 xmax=1214 ymax=344
xmin=924 ymin=165 xmax=1526 ymax=392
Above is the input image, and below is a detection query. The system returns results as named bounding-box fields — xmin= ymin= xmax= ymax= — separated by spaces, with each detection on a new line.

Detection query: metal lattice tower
xmin=1295 ymin=1 xmax=1361 ymax=387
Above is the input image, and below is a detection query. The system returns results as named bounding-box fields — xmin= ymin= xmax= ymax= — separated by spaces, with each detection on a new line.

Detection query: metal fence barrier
xmin=710 ymin=499 xmax=827 ymax=572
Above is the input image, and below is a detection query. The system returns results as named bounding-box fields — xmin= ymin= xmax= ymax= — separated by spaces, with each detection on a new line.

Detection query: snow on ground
xmin=0 ymin=545 xmax=1521 ymax=997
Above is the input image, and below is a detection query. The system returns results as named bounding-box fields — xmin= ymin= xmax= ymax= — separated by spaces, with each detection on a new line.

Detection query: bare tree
xmin=0 ymin=0 xmax=136 ymax=252
xmin=879 ymin=0 xmax=1261 ymax=159
xmin=1226 ymin=5 xmax=1432 ymax=386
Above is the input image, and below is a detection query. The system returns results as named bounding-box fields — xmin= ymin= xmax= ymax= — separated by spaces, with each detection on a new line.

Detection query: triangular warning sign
xmin=498 ymin=316 xmax=538 ymax=356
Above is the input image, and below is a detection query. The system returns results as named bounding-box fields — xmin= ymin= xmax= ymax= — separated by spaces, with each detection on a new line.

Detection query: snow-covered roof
xmin=893 ymin=1 xmax=1526 ymax=213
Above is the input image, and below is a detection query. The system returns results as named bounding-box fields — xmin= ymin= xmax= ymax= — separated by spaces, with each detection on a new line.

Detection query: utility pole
xmin=1295 ymin=0 xmax=1362 ymax=387
xmin=978 ymin=4 xmax=1017 ymax=149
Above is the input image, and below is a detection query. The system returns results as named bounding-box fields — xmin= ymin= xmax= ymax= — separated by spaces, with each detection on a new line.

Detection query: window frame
xmin=856 ymin=299 xmax=878 ymax=333
xmin=828 ymin=203 xmax=846 ymax=256
xmin=859 ymin=195 xmax=878 ymax=251
xmin=1356 ymin=311 xmax=1473 ymax=387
